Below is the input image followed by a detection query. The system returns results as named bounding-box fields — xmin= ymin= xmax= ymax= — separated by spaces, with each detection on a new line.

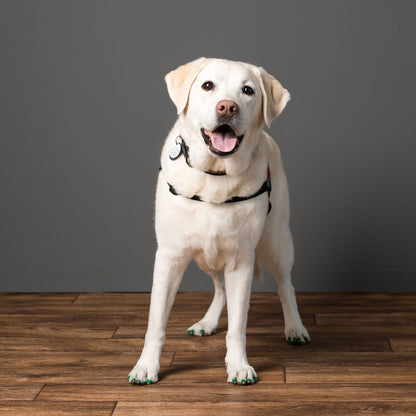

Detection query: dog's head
xmin=165 ymin=58 xmax=290 ymax=172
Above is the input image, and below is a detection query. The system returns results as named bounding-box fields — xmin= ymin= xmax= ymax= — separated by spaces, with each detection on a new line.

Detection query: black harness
xmin=163 ymin=136 xmax=272 ymax=214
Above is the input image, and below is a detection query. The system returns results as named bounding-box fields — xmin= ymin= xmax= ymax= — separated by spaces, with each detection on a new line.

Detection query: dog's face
xmin=165 ymin=58 xmax=290 ymax=172
xmin=187 ymin=60 xmax=263 ymax=158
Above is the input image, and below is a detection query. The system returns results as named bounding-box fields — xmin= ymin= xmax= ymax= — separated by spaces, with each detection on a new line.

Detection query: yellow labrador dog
xmin=128 ymin=58 xmax=310 ymax=386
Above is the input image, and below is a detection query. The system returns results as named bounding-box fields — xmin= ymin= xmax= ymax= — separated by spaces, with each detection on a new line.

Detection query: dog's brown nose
xmin=216 ymin=100 xmax=239 ymax=118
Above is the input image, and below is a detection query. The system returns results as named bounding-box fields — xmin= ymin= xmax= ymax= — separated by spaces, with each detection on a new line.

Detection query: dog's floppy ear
xmin=165 ymin=57 xmax=208 ymax=115
xmin=257 ymin=68 xmax=291 ymax=127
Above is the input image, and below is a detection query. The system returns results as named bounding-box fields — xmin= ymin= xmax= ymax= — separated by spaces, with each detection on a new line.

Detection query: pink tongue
xmin=211 ymin=132 xmax=238 ymax=152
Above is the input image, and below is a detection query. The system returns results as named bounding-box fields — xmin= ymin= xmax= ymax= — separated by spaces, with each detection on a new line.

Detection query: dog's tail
xmin=254 ymin=257 xmax=264 ymax=282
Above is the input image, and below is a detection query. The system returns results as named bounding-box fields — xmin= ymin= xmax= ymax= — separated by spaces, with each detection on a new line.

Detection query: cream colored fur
xmin=128 ymin=58 xmax=310 ymax=385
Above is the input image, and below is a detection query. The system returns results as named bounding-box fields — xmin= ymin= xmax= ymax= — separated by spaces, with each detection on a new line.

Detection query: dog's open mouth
xmin=201 ymin=125 xmax=244 ymax=157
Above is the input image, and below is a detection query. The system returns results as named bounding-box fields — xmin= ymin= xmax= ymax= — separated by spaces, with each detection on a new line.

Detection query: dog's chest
xmin=183 ymin=200 xmax=267 ymax=272
xmin=192 ymin=214 xmax=239 ymax=272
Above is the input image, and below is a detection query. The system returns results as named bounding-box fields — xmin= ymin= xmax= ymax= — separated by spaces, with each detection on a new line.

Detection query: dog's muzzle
xmin=201 ymin=124 xmax=244 ymax=157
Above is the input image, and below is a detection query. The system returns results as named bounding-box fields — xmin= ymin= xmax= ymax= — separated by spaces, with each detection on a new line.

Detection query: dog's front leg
xmin=224 ymin=257 xmax=257 ymax=385
xmin=128 ymin=248 xmax=189 ymax=384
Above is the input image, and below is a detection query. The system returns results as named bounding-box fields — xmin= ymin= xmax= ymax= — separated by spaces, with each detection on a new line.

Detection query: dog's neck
xmin=173 ymin=119 xmax=261 ymax=177
xmin=161 ymin=126 xmax=269 ymax=205
xmin=170 ymin=135 xmax=227 ymax=176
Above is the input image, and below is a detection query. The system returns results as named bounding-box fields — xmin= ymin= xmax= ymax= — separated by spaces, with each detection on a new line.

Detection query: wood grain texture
xmin=113 ymin=401 xmax=416 ymax=416
xmin=0 ymin=292 xmax=415 ymax=415
xmin=286 ymin=367 xmax=416 ymax=383
xmin=0 ymin=385 xmax=45 ymax=401
xmin=0 ymin=401 xmax=116 ymax=416
xmin=389 ymin=337 xmax=416 ymax=352
xmin=37 ymin=383 xmax=416 ymax=402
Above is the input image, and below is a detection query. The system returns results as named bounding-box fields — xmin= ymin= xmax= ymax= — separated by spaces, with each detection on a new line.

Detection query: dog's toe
xmin=286 ymin=326 xmax=310 ymax=345
xmin=187 ymin=321 xmax=217 ymax=337
xmin=227 ymin=365 xmax=257 ymax=385
xmin=128 ymin=364 xmax=158 ymax=385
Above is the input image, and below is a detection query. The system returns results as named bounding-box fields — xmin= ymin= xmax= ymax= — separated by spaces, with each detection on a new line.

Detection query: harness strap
xmin=167 ymin=167 xmax=272 ymax=213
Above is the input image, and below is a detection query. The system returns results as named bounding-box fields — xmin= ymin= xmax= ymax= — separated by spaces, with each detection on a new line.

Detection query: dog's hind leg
xmin=257 ymin=225 xmax=310 ymax=345
xmin=187 ymin=272 xmax=226 ymax=336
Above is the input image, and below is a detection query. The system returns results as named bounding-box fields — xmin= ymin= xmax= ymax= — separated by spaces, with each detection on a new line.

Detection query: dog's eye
xmin=201 ymin=81 xmax=214 ymax=91
xmin=242 ymin=85 xmax=255 ymax=96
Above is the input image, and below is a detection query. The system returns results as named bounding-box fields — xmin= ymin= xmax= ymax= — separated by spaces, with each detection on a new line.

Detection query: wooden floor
xmin=0 ymin=292 xmax=416 ymax=415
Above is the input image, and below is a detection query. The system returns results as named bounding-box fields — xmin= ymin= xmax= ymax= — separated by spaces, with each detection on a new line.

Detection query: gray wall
xmin=1 ymin=1 xmax=416 ymax=292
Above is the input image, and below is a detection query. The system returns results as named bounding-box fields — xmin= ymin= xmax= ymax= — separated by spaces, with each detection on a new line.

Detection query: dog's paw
xmin=227 ymin=365 xmax=258 ymax=385
xmin=127 ymin=363 xmax=159 ymax=385
xmin=285 ymin=325 xmax=311 ymax=345
xmin=187 ymin=320 xmax=217 ymax=336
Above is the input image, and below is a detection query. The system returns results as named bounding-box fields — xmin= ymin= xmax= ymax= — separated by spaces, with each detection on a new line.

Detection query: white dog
xmin=128 ymin=58 xmax=310 ymax=385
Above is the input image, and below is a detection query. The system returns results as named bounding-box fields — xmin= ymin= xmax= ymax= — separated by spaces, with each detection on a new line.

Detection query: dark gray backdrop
xmin=1 ymin=1 xmax=415 ymax=292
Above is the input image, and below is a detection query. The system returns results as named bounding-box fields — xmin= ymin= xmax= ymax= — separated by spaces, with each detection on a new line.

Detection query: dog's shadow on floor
xmin=158 ymin=364 xmax=206 ymax=381
xmin=159 ymin=325 xmax=286 ymax=381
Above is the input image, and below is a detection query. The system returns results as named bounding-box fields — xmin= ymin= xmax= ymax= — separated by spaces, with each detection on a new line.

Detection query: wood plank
xmin=0 ymin=304 xmax=148 ymax=315
xmin=0 ymin=365 xmax=281 ymax=385
xmin=165 ymin=336 xmax=224 ymax=352
xmin=294 ymin=292 xmax=416 ymax=304
xmin=250 ymin=292 xmax=416 ymax=313
xmin=389 ymin=338 xmax=416 ymax=352
xmin=0 ymin=334 xmax=222 ymax=354
xmin=37 ymin=383 xmax=416 ymax=402
xmin=115 ymin=330 xmax=390 ymax=352
xmin=73 ymin=292 xmax=150 ymax=305
xmin=259 ymin=334 xmax=392 ymax=352
xmin=286 ymin=367 xmax=416 ymax=384
xmin=246 ymin=324 xmax=416 ymax=336
xmin=174 ymin=333 xmax=391 ymax=353
xmin=0 ymin=337 xmax=143 ymax=353
xmin=0 ymin=325 xmax=117 ymax=339
xmin=316 ymin=312 xmax=416 ymax=326
xmin=0 ymin=313 xmax=142 ymax=326
xmin=0 ymin=384 xmax=44 ymax=401
xmin=0 ymin=366 xmax=135 ymax=385
xmin=172 ymin=351 xmax=416 ymax=368
xmin=114 ymin=325 xmax=204 ymax=338
xmin=114 ymin=401 xmax=416 ymax=416
xmin=0 ymin=334 xmax=334 ymax=354
xmin=0 ymin=401 xmax=115 ymax=415
xmin=73 ymin=292 xmax=217 ymax=307
xmin=4 ymin=291 xmax=410 ymax=307
xmin=0 ymin=352 xmax=173 ymax=369
xmin=0 ymin=293 xmax=78 ymax=304
xmin=256 ymin=303 xmax=416 ymax=313
xmin=246 ymin=312 xmax=316 ymax=326
xmin=115 ymin=323 xmax=413 ymax=339
xmin=0 ymin=366 xmax=130 ymax=385
xmin=9 ymin=312 xmax=414 ymax=335
xmin=304 ymin=325 xmax=416 ymax=336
